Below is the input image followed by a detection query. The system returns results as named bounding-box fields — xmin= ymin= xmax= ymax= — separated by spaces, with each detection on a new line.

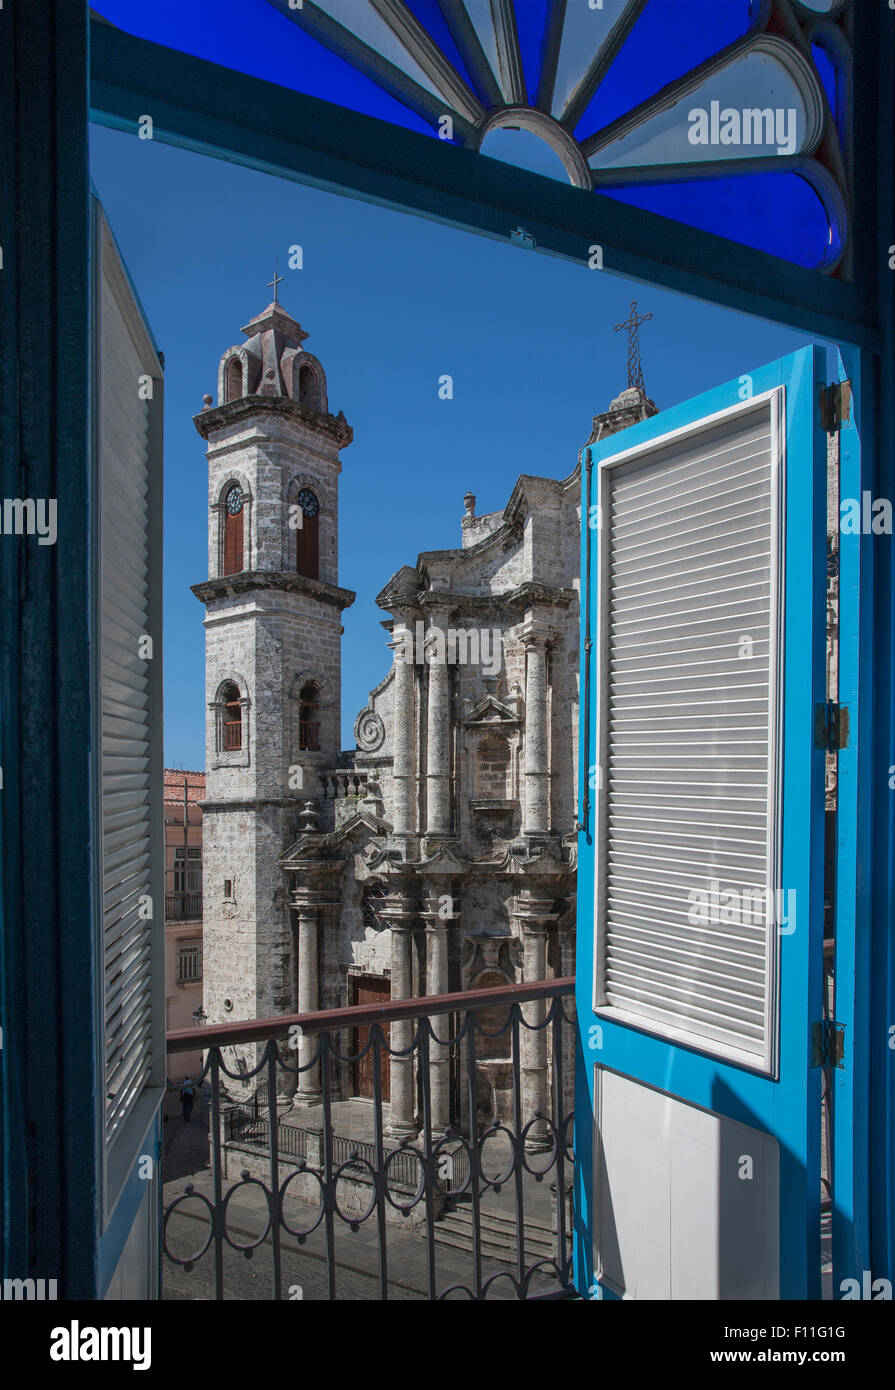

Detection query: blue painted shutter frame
xmin=576 ymin=348 xmax=830 ymax=1300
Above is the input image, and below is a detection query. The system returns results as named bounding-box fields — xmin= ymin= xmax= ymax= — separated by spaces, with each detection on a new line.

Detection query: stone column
xmin=421 ymin=878 xmax=455 ymax=1135
xmin=512 ymin=887 xmax=557 ymax=1152
xmin=294 ymin=896 xmax=321 ymax=1106
xmin=521 ymin=625 xmax=550 ymax=837
xmin=384 ymin=885 xmax=419 ymax=1141
xmin=390 ymin=614 xmax=417 ymax=838
xmin=425 ymin=612 xmax=452 ymax=837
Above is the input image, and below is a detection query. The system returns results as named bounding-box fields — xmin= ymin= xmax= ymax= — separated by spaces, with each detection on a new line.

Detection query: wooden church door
xmin=352 ymin=974 xmax=391 ymax=1101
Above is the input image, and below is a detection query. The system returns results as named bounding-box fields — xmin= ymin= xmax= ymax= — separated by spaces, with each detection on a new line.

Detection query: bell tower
xmin=192 ymin=296 xmax=355 ymax=1026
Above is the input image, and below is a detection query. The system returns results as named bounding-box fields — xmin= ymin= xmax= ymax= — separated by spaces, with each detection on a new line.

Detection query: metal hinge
xmin=815 ymin=701 xmax=850 ymax=751
xmin=811 ymin=1018 xmax=845 ymax=1069
xmin=819 ymin=379 xmax=852 ymax=432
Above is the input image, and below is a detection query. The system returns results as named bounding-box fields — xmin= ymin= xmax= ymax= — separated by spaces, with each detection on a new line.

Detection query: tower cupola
xmin=216 ymin=299 xmax=328 ymax=413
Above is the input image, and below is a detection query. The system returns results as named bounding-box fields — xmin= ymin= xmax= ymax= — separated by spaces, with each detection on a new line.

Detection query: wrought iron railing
xmin=165 ymin=978 xmax=576 ymax=1300
xmin=165 ymin=892 xmax=203 ymax=921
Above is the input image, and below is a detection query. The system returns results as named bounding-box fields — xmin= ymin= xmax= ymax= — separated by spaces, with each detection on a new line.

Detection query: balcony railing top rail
xmin=166 ymin=975 xmax=574 ymax=1053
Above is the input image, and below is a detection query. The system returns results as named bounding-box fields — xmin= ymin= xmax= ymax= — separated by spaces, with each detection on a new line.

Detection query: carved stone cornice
xmin=193 ymin=393 xmax=353 ymax=447
xmin=192 ymin=570 xmax=355 ymax=611
xmin=290 ymin=878 xmax=346 ymax=914
xmin=516 ymin=615 xmax=555 ymax=647
xmin=509 ymin=889 xmax=559 ymax=932
xmin=377 ymin=579 xmax=574 ymax=620
xmin=462 ymin=694 xmax=520 ymax=727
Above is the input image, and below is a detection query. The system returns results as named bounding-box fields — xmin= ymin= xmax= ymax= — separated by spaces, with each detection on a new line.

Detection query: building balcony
xmin=164 ymin=977 xmax=576 ymax=1300
xmin=165 ymin=892 xmax=203 ymax=921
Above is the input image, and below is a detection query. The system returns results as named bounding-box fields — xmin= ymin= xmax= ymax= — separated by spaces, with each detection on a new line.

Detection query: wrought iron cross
xmin=613 ymin=299 xmax=653 ymax=391
xmin=267 ymin=265 xmax=284 ymax=305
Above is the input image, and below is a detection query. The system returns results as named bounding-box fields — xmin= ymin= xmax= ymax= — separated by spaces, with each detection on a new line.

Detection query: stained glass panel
xmin=90 ymin=0 xmax=852 ymax=273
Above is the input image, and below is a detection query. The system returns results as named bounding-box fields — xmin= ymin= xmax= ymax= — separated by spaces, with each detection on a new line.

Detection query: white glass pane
xmin=551 ymin=0 xmax=634 ymax=119
xmin=314 ymin=0 xmax=446 ymax=100
xmin=589 ymin=47 xmax=819 ymax=171
xmin=480 ymin=126 xmax=572 ymax=181
xmin=462 ymin=0 xmax=501 ymax=80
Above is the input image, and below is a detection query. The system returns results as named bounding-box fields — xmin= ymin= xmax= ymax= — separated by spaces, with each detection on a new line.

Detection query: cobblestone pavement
xmin=162 ymin=1090 xmax=573 ymax=1302
xmin=163 ymin=1167 xmax=564 ymax=1301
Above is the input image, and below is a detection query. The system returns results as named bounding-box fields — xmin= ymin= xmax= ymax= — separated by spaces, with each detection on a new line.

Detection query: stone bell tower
xmin=192 ymin=294 xmax=355 ymax=1028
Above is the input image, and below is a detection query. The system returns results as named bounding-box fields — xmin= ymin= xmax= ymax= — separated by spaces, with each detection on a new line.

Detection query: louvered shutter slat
xmin=98 ymin=217 xmax=160 ymax=1151
xmin=596 ymin=403 xmax=780 ymax=1062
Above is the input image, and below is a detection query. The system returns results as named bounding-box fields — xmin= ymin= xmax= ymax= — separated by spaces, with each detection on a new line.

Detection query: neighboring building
xmin=193 ymin=297 xmax=655 ymax=1140
xmin=164 ymin=769 xmax=205 ymax=1081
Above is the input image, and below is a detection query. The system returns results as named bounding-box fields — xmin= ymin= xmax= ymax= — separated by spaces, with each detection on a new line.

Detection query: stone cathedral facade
xmin=194 ymin=298 xmax=656 ymax=1139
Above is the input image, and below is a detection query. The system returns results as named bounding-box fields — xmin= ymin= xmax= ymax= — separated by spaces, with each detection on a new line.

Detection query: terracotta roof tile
xmin=163 ymin=769 xmax=206 ymax=804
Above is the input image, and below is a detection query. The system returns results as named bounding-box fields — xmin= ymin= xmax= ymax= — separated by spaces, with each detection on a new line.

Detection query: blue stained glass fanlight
xmin=400 ymin=0 xmax=477 ymax=92
xmin=603 ymin=170 xmax=840 ymax=270
xmin=811 ymin=41 xmax=837 ymax=119
xmin=572 ymin=0 xmax=761 ymax=139
xmin=90 ymin=0 xmax=852 ymax=273
xmin=511 ymin=0 xmax=552 ymax=107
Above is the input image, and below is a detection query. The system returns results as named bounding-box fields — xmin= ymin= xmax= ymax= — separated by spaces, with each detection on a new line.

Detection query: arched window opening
xmin=296 ymin=487 xmax=320 ymax=580
xmin=298 ymin=364 xmax=317 ymax=409
xmin=298 ymin=682 xmax=320 ymax=751
xmin=222 ymin=483 xmax=244 ymax=575
xmin=361 ymin=882 xmax=387 ymax=932
xmin=473 ymin=971 xmax=512 ymax=1061
xmin=225 ymin=356 xmax=243 ymax=403
xmin=476 ymin=734 xmax=511 ymax=799
xmin=221 ymin=681 xmax=242 ymax=751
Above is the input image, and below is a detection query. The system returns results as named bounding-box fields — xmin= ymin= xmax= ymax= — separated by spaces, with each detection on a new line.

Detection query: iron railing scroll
xmin=164 ymin=978 xmax=576 ymax=1301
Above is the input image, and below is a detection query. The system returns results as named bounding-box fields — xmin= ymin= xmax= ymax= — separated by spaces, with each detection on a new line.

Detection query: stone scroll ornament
xmin=354 ymin=707 xmax=385 ymax=752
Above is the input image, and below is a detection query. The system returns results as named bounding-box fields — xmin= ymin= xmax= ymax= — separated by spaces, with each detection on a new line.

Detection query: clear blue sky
xmin=89 ymin=123 xmax=821 ymax=768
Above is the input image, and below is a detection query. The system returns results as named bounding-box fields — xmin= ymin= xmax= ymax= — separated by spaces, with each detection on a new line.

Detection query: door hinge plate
xmin=815 ymin=701 xmax=849 ymax=751
xmin=811 ymin=1018 xmax=845 ymax=1069
xmin=819 ymin=379 xmax=852 ymax=432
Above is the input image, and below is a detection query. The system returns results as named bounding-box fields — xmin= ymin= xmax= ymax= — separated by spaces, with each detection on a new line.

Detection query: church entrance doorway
xmin=352 ymin=974 xmax=390 ymax=1102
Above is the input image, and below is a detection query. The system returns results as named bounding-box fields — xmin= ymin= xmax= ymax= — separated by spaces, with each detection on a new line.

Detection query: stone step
xmin=433 ymin=1223 xmax=557 ymax=1266
xmin=449 ymin=1201 xmax=557 ymax=1237
xmin=433 ymin=1203 xmax=563 ymax=1262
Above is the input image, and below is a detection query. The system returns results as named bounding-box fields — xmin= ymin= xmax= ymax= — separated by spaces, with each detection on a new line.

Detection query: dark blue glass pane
xmin=811 ymin=40 xmax=842 ymax=138
xmin=91 ymin=0 xmax=435 ymax=137
xmin=513 ymin=0 xmax=551 ymax=105
xmin=401 ymin=0 xmax=477 ymax=94
xmin=600 ymin=171 xmax=839 ymax=269
xmin=574 ymin=0 xmax=758 ymax=141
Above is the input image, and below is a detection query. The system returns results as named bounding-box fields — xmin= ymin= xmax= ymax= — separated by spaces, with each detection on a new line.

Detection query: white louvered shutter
xmin=595 ymin=399 xmax=782 ymax=1066
xmin=95 ymin=203 xmax=165 ymax=1181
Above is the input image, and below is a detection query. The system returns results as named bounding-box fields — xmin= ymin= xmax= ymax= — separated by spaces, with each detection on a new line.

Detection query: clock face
xmin=298 ymin=488 xmax=319 ymax=519
xmin=225 ymin=484 xmax=244 ymax=516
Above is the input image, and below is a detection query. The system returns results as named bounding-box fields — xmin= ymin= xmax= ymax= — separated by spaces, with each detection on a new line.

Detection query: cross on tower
xmin=267 ymin=265 xmax=284 ymax=305
xmin=613 ymin=299 xmax=653 ymax=392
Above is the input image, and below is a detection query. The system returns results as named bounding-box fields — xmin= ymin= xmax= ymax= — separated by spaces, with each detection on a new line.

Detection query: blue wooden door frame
xmin=575 ymin=347 xmax=829 ymax=1299
xmin=1 ymin=1 xmax=892 ymax=1293
xmin=830 ymin=341 xmax=871 ymax=1296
